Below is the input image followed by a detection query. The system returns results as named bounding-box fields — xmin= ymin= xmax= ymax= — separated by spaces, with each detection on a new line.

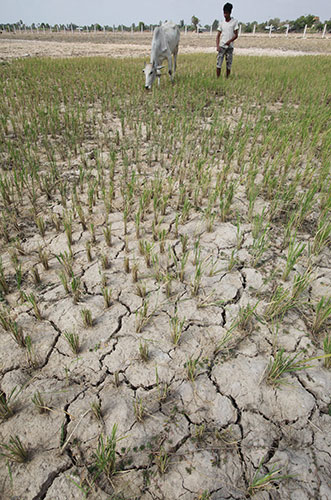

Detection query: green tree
xmin=292 ymin=14 xmax=316 ymax=31
xmin=268 ymin=17 xmax=280 ymax=29
xmin=191 ymin=15 xmax=199 ymax=31
xmin=244 ymin=22 xmax=254 ymax=33
xmin=212 ymin=19 xmax=219 ymax=31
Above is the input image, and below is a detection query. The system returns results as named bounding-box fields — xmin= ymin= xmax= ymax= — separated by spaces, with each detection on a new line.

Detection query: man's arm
xmin=216 ymin=30 xmax=221 ymax=51
xmin=225 ymin=29 xmax=238 ymax=46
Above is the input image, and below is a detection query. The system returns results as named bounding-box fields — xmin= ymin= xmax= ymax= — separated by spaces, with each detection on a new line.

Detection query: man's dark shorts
xmin=217 ymin=46 xmax=234 ymax=69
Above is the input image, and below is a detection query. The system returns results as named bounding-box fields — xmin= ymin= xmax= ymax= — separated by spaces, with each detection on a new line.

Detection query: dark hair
xmin=223 ymin=3 xmax=233 ymax=14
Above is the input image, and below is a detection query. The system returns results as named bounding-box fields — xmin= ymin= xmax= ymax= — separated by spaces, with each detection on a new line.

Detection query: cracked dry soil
xmin=0 ymin=47 xmax=331 ymax=500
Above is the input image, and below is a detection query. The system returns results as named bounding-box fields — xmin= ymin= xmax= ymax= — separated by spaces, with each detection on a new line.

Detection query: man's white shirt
xmin=217 ymin=18 xmax=239 ymax=48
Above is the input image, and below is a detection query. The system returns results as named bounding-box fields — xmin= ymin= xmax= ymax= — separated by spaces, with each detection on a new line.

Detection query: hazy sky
xmin=1 ymin=0 xmax=330 ymax=26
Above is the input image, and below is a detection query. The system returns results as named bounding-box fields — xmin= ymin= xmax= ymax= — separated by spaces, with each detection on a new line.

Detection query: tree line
xmin=1 ymin=14 xmax=330 ymax=33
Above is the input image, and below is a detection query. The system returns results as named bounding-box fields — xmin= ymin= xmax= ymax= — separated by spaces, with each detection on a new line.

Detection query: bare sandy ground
xmin=0 ymin=32 xmax=330 ymax=60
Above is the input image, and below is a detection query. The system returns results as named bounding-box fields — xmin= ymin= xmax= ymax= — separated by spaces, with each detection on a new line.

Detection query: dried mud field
xmin=0 ymin=35 xmax=330 ymax=500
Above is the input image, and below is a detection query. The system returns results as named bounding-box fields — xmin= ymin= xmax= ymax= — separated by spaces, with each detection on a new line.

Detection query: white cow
xmin=143 ymin=21 xmax=180 ymax=89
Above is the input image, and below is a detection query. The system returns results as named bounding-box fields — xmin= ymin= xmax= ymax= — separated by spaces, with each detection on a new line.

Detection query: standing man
xmin=216 ymin=3 xmax=239 ymax=78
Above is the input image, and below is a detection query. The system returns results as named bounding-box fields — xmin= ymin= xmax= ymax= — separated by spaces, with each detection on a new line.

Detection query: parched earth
xmin=0 ymin=34 xmax=330 ymax=500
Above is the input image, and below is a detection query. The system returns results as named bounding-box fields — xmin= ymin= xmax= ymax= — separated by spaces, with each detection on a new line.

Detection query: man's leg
xmin=225 ymin=48 xmax=233 ymax=79
xmin=216 ymin=48 xmax=225 ymax=78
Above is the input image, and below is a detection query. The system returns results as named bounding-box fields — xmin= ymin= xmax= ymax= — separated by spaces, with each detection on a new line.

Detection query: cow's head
xmin=143 ymin=62 xmax=164 ymax=90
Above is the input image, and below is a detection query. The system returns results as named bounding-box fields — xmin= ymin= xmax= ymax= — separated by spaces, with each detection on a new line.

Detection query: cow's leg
xmin=173 ymin=46 xmax=179 ymax=75
xmin=167 ymin=54 xmax=173 ymax=82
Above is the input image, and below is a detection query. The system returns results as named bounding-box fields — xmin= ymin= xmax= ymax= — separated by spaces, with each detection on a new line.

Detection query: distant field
xmin=0 ymin=49 xmax=330 ymax=500
xmin=0 ymin=31 xmax=330 ymax=60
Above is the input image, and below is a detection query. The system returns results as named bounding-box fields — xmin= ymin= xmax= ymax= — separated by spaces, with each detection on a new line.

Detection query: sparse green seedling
xmin=133 ymin=397 xmax=146 ymax=422
xmin=56 ymin=251 xmax=73 ymax=277
xmin=124 ymin=256 xmax=130 ymax=273
xmin=59 ymin=270 xmax=69 ymax=294
xmin=63 ymin=330 xmax=80 ymax=355
xmin=185 ymin=356 xmax=200 ymax=382
xmin=228 ymin=249 xmax=239 ymax=271
xmin=114 ymin=371 xmax=120 ymax=388
xmin=76 ymin=204 xmax=87 ymax=230
xmin=0 ymin=388 xmax=17 ymax=420
xmin=135 ymin=282 xmax=147 ymax=299
xmin=131 ymin=262 xmax=138 ymax=282
xmin=32 ymin=391 xmax=50 ymax=414
xmin=93 ymin=424 xmax=124 ymax=479
xmin=164 ymin=273 xmax=172 ymax=298
xmin=282 ymin=234 xmax=305 ymax=281
xmin=103 ymin=223 xmax=112 ymax=247
xmin=197 ymin=491 xmax=211 ymax=500
xmin=0 ymin=435 xmax=29 ymax=463
xmin=312 ymin=212 xmax=331 ymax=254
xmin=90 ymin=223 xmax=96 ymax=244
xmin=155 ymin=447 xmax=170 ymax=474
xmin=265 ymin=348 xmax=331 ymax=387
xmin=0 ymin=306 xmax=11 ymax=332
xmin=191 ymin=262 xmax=202 ymax=297
xmin=312 ymin=296 xmax=331 ymax=335
xmin=9 ymin=320 xmax=27 ymax=348
xmin=24 ymin=292 xmax=42 ymax=320
xmin=63 ymin=213 xmax=73 ymax=246
xmin=178 ymin=250 xmax=189 ymax=282
xmin=194 ymin=423 xmax=206 ymax=442
xmin=323 ymin=335 xmax=331 ymax=368
xmin=31 ymin=266 xmax=41 ymax=285
xmin=91 ymin=401 xmax=102 ymax=421
xmin=38 ymin=247 xmax=49 ymax=270
xmin=25 ymin=335 xmax=38 ymax=368
xmin=81 ymin=308 xmax=93 ymax=328
xmin=139 ymin=340 xmax=149 ymax=362
xmin=170 ymin=314 xmax=185 ymax=346
xmin=85 ymin=241 xmax=92 ymax=262
xmin=10 ymin=250 xmax=19 ymax=270
xmin=52 ymin=214 xmax=61 ymax=232
xmin=214 ymin=426 xmax=239 ymax=448
xmin=180 ymin=234 xmax=189 ymax=253
xmin=0 ymin=258 xmax=9 ymax=294
xmin=264 ymin=285 xmax=296 ymax=321
xmin=291 ymin=268 xmax=312 ymax=300
xmin=250 ymin=225 xmax=270 ymax=267
xmin=70 ymin=274 xmax=81 ymax=304
xmin=100 ymin=254 xmax=110 ymax=270
xmin=135 ymin=300 xmax=149 ymax=333
xmin=215 ymin=329 xmax=234 ymax=355
xmin=247 ymin=458 xmax=291 ymax=496
xmin=102 ymin=286 xmax=112 ymax=308
xmin=229 ymin=302 xmax=259 ymax=333
xmin=155 ymin=365 xmax=169 ymax=402
xmin=35 ymin=215 xmax=46 ymax=237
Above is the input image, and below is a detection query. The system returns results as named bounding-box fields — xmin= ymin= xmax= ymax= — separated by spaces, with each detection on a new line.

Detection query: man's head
xmin=223 ymin=2 xmax=233 ymax=21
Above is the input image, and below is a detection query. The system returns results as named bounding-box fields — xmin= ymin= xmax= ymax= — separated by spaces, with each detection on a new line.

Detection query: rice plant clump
xmin=0 ymin=435 xmax=29 ymax=463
